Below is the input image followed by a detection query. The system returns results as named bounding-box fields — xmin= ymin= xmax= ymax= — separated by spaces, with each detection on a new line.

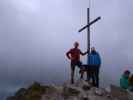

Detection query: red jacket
xmin=129 ymin=75 xmax=133 ymax=86
xmin=66 ymin=48 xmax=86 ymax=62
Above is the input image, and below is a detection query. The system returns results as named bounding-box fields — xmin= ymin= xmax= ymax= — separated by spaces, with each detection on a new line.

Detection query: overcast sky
xmin=0 ymin=0 xmax=133 ymax=99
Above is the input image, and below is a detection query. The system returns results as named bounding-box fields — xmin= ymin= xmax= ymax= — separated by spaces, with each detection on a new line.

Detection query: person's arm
xmin=80 ymin=49 xmax=89 ymax=56
xmin=66 ymin=50 xmax=71 ymax=59
xmin=97 ymin=52 xmax=101 ymax=65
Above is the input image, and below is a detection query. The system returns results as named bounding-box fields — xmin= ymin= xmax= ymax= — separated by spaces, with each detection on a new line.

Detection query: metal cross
xmin=78 ymin=8 xmax=101 ymax=64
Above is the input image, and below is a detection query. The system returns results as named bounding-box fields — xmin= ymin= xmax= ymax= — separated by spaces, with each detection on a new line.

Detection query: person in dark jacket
xmin=129 ymin=74 xmax=133 ymax=92
xmin=66 ymin=42 xmax=88 ymax=84
xmin=87 ymin=47 xmax=101 ymax=87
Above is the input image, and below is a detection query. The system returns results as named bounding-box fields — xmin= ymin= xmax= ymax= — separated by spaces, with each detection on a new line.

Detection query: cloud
xmin=0 ymin=0 xmax=133 ymax=98
xmin=11 ymin=0 xmax=41 ymax=13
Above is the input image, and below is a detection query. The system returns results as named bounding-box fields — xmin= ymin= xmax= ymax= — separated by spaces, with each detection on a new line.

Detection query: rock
xmin=62 ymin=86 xmax=81 ymax=96
xmin=7 ymin=80 xmax=133 ymax=100
xmin=94 ymin=88 xmax=105 ymax=96
xmin=83 ymin=97 xmax=89 ymax=100
xmin=75 ymin=79 xmax=91 ymax=87
xmin=6 ymin=81 xmax=50 ymax=100
xmin=82 ymin=85 xmax=91 ymax=91
xmin=128 ymin=92 xmax=133 ymax=100
xmin=110 ymin=85 xmax=129 ymax=100
xmin=105 ymin=86 xmax=111 ymax=93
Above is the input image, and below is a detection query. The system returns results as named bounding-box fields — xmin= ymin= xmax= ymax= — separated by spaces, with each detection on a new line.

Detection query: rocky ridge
xmin=7 ymin=80 xmax=133 ymax=100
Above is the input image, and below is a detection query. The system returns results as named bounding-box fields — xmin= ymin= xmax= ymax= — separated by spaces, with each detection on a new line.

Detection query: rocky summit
xmin=7 ymin=80 xmax=133 ymax=100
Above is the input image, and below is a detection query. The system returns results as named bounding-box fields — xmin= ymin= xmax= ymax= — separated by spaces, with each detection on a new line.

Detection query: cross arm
xmin=78 ymin=16 xmax=101 ymax=32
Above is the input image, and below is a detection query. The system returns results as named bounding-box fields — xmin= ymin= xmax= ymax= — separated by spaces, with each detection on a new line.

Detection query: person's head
xmin=130 ymin=74 xmax=133 ymax=80
xmin=91 ymin=47 xmax=96 ymax=54
xmin=123 ymin=70 xmax=130 ymax=78
xmin=74 ymin=42 xmax=79 ymax=48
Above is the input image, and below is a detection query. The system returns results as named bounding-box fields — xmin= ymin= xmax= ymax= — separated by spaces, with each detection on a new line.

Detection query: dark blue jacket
xmin=87 ymin=52 xmax=101 ymax=66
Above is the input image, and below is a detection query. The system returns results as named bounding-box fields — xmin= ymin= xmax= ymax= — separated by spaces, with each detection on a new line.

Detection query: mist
xmin=0 ymin=0 xmax=133 ymax=99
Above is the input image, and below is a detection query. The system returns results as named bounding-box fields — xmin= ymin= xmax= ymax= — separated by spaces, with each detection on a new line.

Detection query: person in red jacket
xmin=66 ymin=42 xmax=88 ymax=84
xmin=129 ymin=74 xmax=133 ymax=92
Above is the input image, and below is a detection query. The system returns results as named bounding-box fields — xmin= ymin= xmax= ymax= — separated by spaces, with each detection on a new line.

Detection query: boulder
xmin=110 ymin=85 xmax=129 ymax=100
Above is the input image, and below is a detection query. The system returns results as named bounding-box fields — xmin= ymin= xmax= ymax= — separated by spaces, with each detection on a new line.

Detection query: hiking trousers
xmin=87 ymin=65 xmax=100 ymax=87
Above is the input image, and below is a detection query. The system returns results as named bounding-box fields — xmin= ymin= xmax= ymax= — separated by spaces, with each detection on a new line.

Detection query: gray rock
xmin=110 ymin=85 xmax=129 ymax=100
xmin=7 ymin=80 xmax=132 ymax=100
xmin=94 ymin=88 xmax=105 ymax=96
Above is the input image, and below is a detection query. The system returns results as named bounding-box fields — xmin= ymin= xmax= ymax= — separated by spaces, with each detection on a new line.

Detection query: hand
xmin=70 ymin=57 xmax=74 ymax=60
xmin=87 ymin=49 xmax=90 ymax=53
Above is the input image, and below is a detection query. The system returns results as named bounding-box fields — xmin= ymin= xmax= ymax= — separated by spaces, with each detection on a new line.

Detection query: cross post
xmin=87 ymin=8 xmax=90 ymax=55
